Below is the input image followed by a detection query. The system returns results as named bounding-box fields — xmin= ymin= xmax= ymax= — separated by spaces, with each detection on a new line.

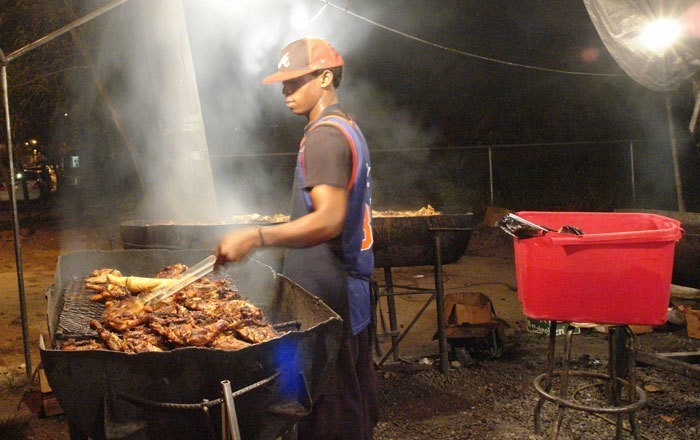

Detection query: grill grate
xmin=53 ymin=273 xmax=245 ymax=342
xmin=55 ymin=277 xmax=104 ymax=340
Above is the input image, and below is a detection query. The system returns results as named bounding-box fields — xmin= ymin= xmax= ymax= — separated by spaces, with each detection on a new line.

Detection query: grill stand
xmin=75 ymin=370 xmax=308 ymax=440
xmin=375 ymin=228 xmax=459 ymax=374
xmin=222 ymin=372 xmax=313 ymax=440
xmin=533 ymin=323 xmax=647 ymax=440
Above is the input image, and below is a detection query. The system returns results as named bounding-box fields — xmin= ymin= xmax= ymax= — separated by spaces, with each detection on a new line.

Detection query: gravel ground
xmin=374 ymin=328 xmax=699 ymax=440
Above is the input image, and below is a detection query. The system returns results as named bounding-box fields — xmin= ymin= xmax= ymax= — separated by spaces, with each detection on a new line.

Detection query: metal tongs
xmin=141 ymin=254 xmax=217 ymax=306
xmin=497 ymin=213 xmax=585 ymax=239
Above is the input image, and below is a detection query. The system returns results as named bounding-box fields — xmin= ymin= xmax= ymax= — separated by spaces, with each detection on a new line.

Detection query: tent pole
xmin=666 ymin=94 xmax=685 ymax=212
xmin=1 ymin=64 xmax=32 ymax=379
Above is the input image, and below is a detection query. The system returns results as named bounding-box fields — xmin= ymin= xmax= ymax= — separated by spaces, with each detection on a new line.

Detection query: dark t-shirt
xmin=302 ymin=110 xmax=352 ymax=190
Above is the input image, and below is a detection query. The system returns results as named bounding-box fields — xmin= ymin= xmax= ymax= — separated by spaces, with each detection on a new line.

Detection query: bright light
xmin=639 ymin=18 xmax=683 ymax=53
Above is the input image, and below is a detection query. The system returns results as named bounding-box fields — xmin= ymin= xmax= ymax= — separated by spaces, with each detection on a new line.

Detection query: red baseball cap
xmin=262 ymin=38 xmax=344 ymax=84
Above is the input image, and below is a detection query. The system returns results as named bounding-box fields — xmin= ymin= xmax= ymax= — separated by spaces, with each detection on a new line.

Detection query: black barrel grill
xmin=40 ymin=249 xmax=342 ymax=440
xmin=118 ymin=214 xmax=474 ymax=269
xmin=371 ymin=214 xmax=475 ymax=373
xmin=616 ymin=209 xmax=700 ymax=289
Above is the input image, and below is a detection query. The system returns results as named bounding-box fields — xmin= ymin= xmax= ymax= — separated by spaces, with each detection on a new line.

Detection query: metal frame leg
xmin=608 ymin=325 xmax=642 ymax=440
xmin=628 ymin=331 xmax=641 ymax=439
xmin=384 ymin=267 xmax=401 ymax=361
xmin=433 ymin=233 xmax=449 ymax=374
xmin=550 ymin=325 xmax=575 ymax=439
xmin=533 ymin=324 xmax=646 ymax=440
xmin=609 ymin=326 xmax=624 ymax=439
xmin=221 ymin=380 xmax=242 ymax=440
xmin=535 ymin=320 xmax=558 ymax=434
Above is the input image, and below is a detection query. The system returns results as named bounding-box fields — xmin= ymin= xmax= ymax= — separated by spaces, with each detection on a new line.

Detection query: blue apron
xmin=282 ymin=115 xmax=374 ymax=335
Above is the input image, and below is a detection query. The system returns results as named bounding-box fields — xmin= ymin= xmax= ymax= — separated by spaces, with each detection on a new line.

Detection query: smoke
xmin=60 ymin=0 xmax=460 ymax=231
xmin=184 ymin=0 xmax=442 ymax=214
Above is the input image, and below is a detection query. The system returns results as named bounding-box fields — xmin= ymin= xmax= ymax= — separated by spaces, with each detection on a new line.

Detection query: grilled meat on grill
xmin=60 ymin=338 xmax=106 ymax=351
xmin=85 ymin=268 xmax=123 ymax=284
xmin=102 ymin=297 xmax=153 ymax=331
xmin=219 ymin=299 xmax=265 ymax=321
xmin=211 ymin=331 xmax=251 ymax=350
xmin=120 ymin=327 xmax=166 ymax=352
xmin=149 ymin=304 xmax=228 ymax=346
xmin=70 ymin=263 xmax=281 ymax=353
xmin=87 ymin=283 xmax=131 ymax=303
xmin=91 ymin=320 xmax=128 ymax=351
xmin=156 ymin=263 xmax=188 ymax=278
xmin=372 ymin=205 xmax=440 ymax=217
xmin=236 ymin=323 xmax=280 ymax=344
xmin=175 ymin=278 xmax=240 ymax=306
xmin=91 ymin=320 xmax=165 ymax=353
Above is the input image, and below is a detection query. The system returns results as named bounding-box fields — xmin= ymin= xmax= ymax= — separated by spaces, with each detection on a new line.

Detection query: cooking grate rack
xmin=55 ymin=277 xmax=104 ymax=340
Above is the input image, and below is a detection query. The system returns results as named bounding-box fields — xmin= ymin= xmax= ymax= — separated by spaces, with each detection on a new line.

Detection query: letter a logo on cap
xmin=278 ymin=52 xmax=290 ymax=69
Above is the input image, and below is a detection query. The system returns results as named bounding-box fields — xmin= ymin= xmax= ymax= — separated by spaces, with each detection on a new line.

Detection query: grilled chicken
xmin=60 ymin=338 xmax=106 ymax=351
xmin=102 ymin=297 xmax=152 ymax=331
xmin=87 ymin=283 xmax=131 ymax=303
xmin=236 ymin=323 xmax=280 ymax=344
xmin=121 ymin=327 xmax=166 ymax=352
xmin=156 ymin=263 xmax=188 ymax=279
xmin=91 ymin=320 xmax=127 ymax=351
xmin=84 ymin=268 xmax=123 ymax=284
xmin=211 ymin=331 xmax=251 ymax=351
xmin=72 ymin=263 xmax=281 ymax=353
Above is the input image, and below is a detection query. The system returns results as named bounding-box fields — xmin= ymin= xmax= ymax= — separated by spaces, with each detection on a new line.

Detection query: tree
xmin=1 ymin=0 xmax=82 ymax=156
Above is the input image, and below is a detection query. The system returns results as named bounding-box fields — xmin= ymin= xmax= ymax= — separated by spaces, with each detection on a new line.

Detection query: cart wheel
xmin=68 ymin=421 xmax=88 ymax=440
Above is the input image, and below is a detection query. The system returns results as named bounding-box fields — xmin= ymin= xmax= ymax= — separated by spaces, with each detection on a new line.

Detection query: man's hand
xmin=215 ymin=184 xmax=347 ymax=266
xmin=215 ymin=227 xmax=262 ymax=265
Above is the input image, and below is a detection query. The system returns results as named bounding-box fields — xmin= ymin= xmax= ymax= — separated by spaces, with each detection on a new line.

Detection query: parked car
xmin=26 ymin=165 xmax=58 ymax=193
xmin=0 ymin=168 xmax=54 ymax=202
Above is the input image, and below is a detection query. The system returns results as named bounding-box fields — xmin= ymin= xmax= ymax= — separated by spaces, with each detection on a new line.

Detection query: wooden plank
xmin=636 ymin=351 xmax=700 ymax=380
xmin=654 ymin=351 xmax=700 ymax=363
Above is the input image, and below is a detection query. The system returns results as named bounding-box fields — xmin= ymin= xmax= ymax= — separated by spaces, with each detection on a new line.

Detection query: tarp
xmin=584 ymin=0 xmax=700 ymax=92
xmin=584 ymin=0 xmax=700 ymax=134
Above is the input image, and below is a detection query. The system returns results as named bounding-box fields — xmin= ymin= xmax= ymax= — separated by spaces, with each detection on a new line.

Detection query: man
xmin=216 ymin=38 xmax=378 ymax=439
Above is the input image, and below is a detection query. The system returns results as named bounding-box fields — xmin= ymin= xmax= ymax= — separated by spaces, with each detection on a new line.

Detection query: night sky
xmin=185 ymin=0 xmax=671 ymax=153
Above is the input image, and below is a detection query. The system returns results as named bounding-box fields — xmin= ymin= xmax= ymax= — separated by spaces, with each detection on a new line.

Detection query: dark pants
xmin=297 ymin=327 xmax=378 ymax=439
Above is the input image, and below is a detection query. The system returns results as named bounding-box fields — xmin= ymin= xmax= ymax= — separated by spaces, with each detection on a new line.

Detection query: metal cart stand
xmin=533 ymin=322 xmax=647 ymax=440
xmin=375 ymin=227 xmax=468 ymax=374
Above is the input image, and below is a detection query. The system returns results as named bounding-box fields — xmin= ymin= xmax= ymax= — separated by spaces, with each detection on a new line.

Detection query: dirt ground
xmin=0 ymin=196 xmax=699 ymax=439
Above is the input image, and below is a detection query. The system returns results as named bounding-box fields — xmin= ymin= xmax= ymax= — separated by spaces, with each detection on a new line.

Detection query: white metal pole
xmin=629 ymin=140 xmax=636 ymax=203
xmin=1 ymin=65 xmax=32 ymax=378
xmin=666 ymin=95 xmax=685 ymax=212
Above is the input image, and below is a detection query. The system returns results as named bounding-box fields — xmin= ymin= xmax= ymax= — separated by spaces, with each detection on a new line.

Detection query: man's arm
xmin=216 ymin=184 xmax=347 ymax=263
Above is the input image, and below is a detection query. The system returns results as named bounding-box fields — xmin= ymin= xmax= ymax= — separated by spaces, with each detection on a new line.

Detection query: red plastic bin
xmin=513 ymin=211 xmax=683 ymax=326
